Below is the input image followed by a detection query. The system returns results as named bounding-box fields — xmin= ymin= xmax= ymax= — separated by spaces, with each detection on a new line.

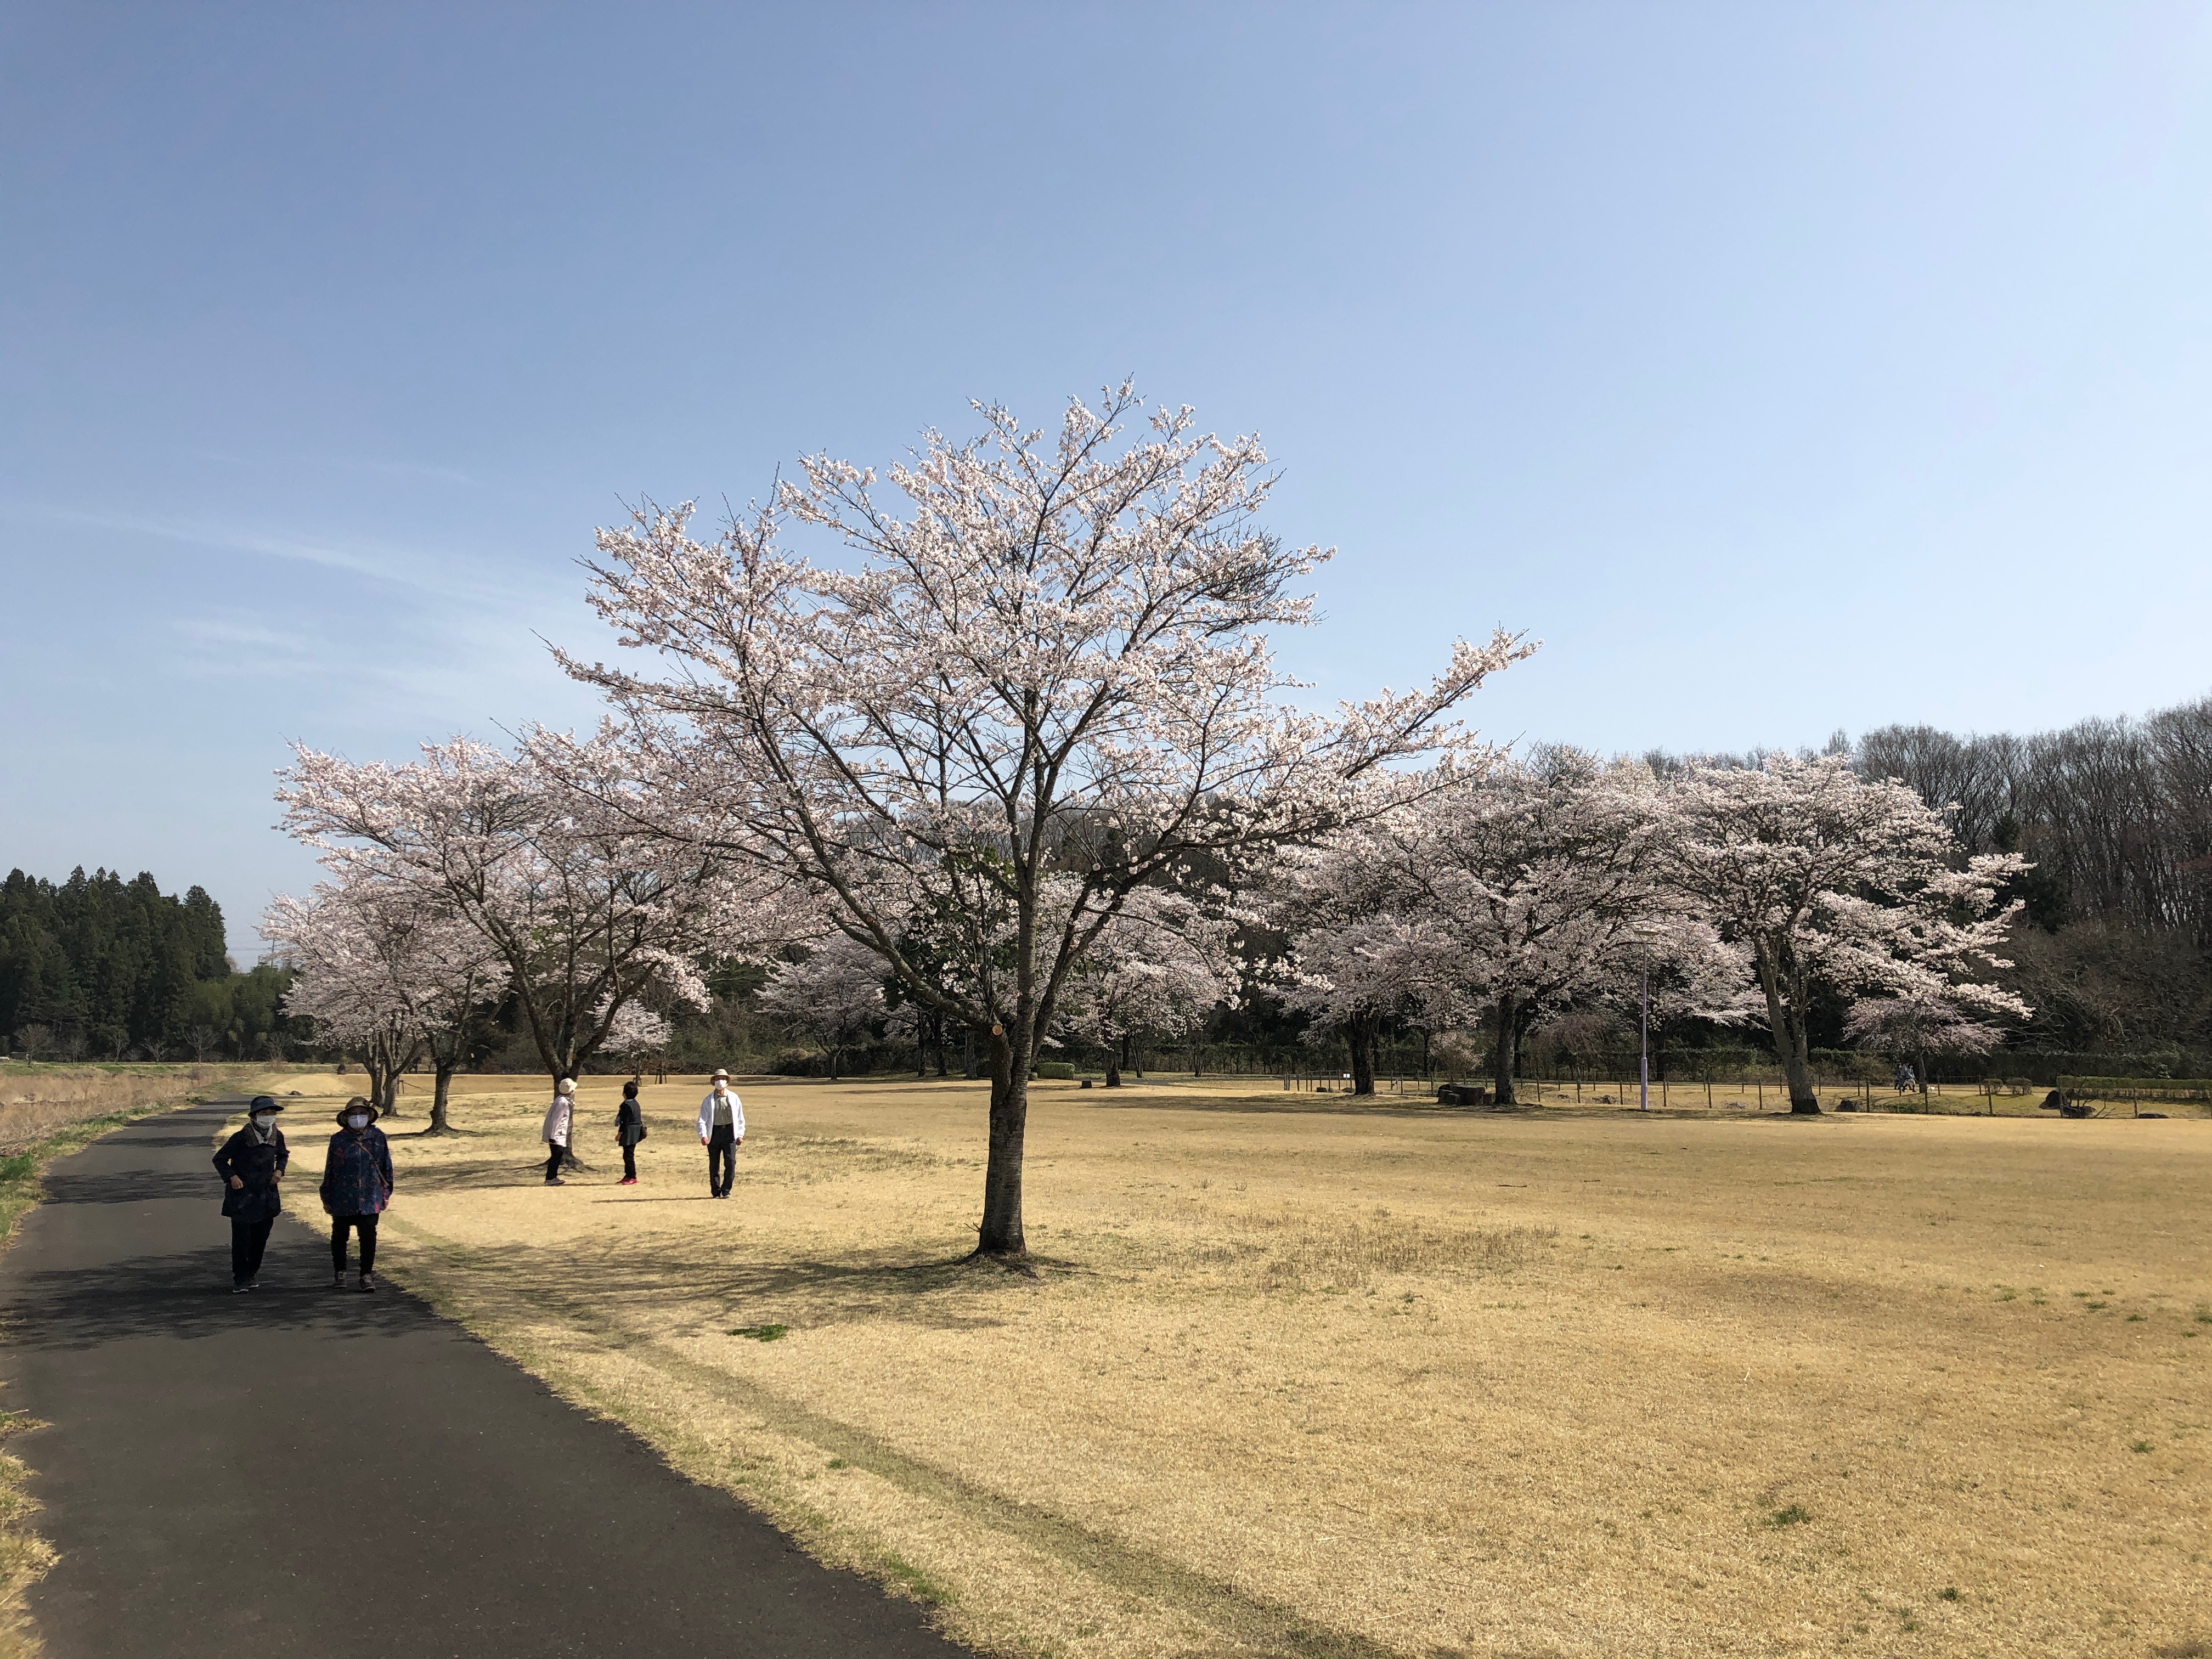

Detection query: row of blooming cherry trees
xmin=1278 ymin=749 xmax=2030 ymax=1110
xmin=266 ymin=383 xmax=2027 ymax=1254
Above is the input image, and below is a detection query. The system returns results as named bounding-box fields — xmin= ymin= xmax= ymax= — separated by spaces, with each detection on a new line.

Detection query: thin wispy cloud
xmin=186 ymin=449 xmax=480 ymax=487
xmin=7 ymin=501 xmax=501 ymax=602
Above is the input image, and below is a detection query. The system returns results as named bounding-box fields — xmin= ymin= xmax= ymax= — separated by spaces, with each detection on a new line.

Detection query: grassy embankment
xmin=0 ymin=1062 xmax=245 ymax=1658
xmin=245 ymin=1068 xmax=2212 ymax=1659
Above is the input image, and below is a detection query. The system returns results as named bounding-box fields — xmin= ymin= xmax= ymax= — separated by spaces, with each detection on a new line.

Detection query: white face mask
xmin=346 ymin=1114 xmax=369 ymax=1130
xmin=252 ymin=1113 xmax=276 ymax=1130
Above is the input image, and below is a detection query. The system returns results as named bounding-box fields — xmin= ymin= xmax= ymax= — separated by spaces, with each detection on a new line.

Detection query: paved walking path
xmin=0 ymin=1099 xmax=970 ymax=1658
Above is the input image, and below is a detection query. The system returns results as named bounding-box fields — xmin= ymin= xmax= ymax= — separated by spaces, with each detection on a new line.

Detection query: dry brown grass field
xmin=0 ymin=1063 xmax=239 ymax=1154
xmin=243 ymin=1070 xmax=2211 ymax=1658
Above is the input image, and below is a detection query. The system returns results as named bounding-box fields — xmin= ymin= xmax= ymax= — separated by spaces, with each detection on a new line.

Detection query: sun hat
xmin=557 ymin=1077 xmax=577 ymax=1094
xmin=711 ymin=1068 xmax=730 ymax=1081
xmin=247 ymin=1095 xmax=285 ymax=1114
xmin=335 ymin=1097 xmax=378 ymax=1126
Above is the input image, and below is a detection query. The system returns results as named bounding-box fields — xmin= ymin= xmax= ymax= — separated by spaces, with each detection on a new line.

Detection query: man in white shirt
xmin=697 ymin=1068 xmax=745 ymax=1199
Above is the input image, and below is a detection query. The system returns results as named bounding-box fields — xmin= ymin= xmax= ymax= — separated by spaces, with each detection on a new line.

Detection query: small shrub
xmin=1033 ymin=1062 xmax=1076 ymax=1080
xmin=1939 ymin=1587 xmax=1961 ymax=1602
xmin=2130 ymin=1440 xmax=2153 ymax=1454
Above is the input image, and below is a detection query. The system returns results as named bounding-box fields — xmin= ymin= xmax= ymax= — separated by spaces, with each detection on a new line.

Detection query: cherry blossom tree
xmin=401 ymin=907 xmax=507 ymax=1135
xmin=1056 ymin=884 xmax=1238 ymax=1086
xmin=1281 ymin=912 xmax=1444 ymax=1094
xmin=597 ymin=998 xmax=674 ymax=1077
xmin=1843 ymin=991 xmax=2005 ymax=1097
xmin=1658 ymin=753 xmax=2030 ymax=1113
xmin=263 ymin=879 xmax=439 ymax=1118
xmin=757 ymin=936 xmax=886 ymax=1081
xmin=551 ymin=384 xmax=1531 ymax=1254
xmin=1374 ymin=754 xmax=1685 ymax=1104
xmin=278 ymin=736 xmax=798 ymax=1144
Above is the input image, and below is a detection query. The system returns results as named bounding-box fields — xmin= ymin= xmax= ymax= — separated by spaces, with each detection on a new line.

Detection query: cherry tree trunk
xmin=976 ymin=1026 xmax=1027 ymax=1256
xmin=1492 ymin=990 xmax=1521 ymax=1106
xmin=1346 ymin=1014 xmax=1378 ymax=1097
xmin=362 ymin=1056 xmax=400 ymax=1117
xmin=428 ymin=1063 xmax=457 ymax=1135
xmin=1754 ymin=940 xmax=1822 ymax=1113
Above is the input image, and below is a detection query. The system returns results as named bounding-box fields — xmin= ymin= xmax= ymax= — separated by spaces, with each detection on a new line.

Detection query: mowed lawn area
xmin=246 ymin=1071 xmax=2210 ymax=1658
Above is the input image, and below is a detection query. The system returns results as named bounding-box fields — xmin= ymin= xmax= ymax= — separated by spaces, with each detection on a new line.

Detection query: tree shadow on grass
xmin=393 ymin=1158 xmax=566 ymax=1195
xmin=1072 ymin=1092 xmax=1511 ymax=1121
xmin=462 ymin=1233 xmax=1077 ymax=1336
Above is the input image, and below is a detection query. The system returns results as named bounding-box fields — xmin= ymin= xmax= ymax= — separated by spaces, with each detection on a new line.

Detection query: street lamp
xmin=1640 ymin=953 xmax=1651 ymax=1113
xmin=1624 ymin=922 xmax=1667 ymax=1113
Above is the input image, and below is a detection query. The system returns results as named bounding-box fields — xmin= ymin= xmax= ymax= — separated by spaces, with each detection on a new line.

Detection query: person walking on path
xmin=541 ymin=1080 xmax=575 ymax=1186
xmin=320 ymin=1096 xmax=394 ymax=1292
xmin=212 ymin=1096 xmax=289 ymax=1292
xmin=697 ymin=1069 xmax=744 ymax=1199
xmin=615 ymin=1080 xmax=647 ymax=1186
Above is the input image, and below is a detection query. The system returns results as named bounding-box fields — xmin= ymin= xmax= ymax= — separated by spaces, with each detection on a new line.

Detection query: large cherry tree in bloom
xmin=1281 ymin=759 xmax=1757 ymax=1102
xmin=1658 ymin=753 xmax=2030 ymax=1113
xmin=278 ymin=736 xmax=801 ymax=1124
xmin=553 ymin=384 xmax=1531 ymax=1254
xmin=1375 ymin=752 xmax=1742 ymax=1105
xmin=263 ymin=874 xmax=507 ymax=1130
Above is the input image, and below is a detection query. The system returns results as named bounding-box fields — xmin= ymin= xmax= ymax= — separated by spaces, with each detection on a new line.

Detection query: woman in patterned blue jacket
xmin=320 ymin=1096 xmax=394 ymax=1293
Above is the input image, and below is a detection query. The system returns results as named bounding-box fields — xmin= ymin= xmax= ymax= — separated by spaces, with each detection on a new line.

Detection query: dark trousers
xmin=706 ymin=1124 xmax=736 ymax=1195
xmin=230 ymin=1217 xmax=273 ymax=1285
xmin=545 ymin=1142 xmax=565 ymax=1182
xmin=331 ymin=1213 xmax=379 ymax=1274
xmin=621 ymin=1143 xmax=637 ymax=1180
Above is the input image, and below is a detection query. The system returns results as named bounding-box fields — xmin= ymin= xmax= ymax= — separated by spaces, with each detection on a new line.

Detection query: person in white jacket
xmin=697 ymin=1069 xmax=744 ymax=1199
xmin=541 ymin=1080 xmax=575 ymax=1186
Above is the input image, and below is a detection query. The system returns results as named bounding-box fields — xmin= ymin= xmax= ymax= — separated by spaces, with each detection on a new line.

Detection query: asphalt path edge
xmin=0 ymin=1086 xmax=238 ymax=1659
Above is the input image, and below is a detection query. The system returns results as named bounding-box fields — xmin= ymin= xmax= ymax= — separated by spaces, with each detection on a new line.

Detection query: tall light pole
xmin=1639 ymin=949 xmax=1650 ymax=1113
xmin=1626 ymin=922 xmax=1664 ymax=1113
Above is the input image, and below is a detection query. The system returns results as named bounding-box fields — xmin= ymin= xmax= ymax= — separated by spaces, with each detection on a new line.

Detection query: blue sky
xmin=4 ymin=3 xmax=2210 ymax=958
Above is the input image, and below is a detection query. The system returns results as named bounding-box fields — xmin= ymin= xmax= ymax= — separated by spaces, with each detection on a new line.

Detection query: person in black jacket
xmin=614 ymin=1080 xmax=647 ymax=1186
xmin=212 ymin=1096 xmax=289 ymax=1293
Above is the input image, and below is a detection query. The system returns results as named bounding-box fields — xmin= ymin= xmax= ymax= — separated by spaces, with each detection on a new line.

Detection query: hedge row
xmin=2057 ymin=1076 xmax=2212 ymax=1102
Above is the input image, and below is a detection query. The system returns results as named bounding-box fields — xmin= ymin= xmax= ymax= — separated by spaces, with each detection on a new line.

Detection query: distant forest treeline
xmin=0 ymin=867 xmax=295 ymax=1060
xmin=1849 ymin=693 xmax=2211 ymax=1059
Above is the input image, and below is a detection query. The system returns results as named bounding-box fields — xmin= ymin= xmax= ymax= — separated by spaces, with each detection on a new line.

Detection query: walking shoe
xmin=232 ymin=1283 xmax=250 ymax=1294
xmin=332 ymin=1273 xmax=347 ymax=1290
xmin=544 ymin=1177 xmax=565 ymax=1186
xmin=359 ymin=1273 xmax=377 ymax=1294
xmin=247 ymin=1280 xmax=259 ymax=1290
xmin=619 ymin=1176 xmax=637 ymax=1186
